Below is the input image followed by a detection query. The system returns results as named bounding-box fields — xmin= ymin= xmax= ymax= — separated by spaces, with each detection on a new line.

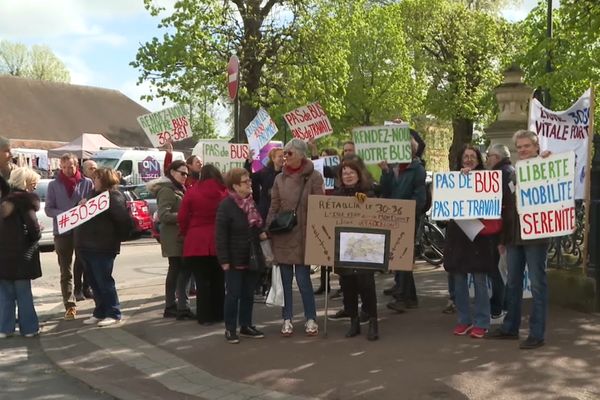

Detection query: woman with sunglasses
xmin=267 ymin=139 xmax=324 ymax=337
xmin=148 ymin=160 xmax=194 ymax=320
xmin=179 ymin=164 xmax=228 ymax=325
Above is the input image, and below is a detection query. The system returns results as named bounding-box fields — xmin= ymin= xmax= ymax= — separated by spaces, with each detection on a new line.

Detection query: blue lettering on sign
xmin=432 ymin=200 xmax=450 ymax=218
xmin=519 ymin=181 xmax=572 ymax=207
xmin=434 ymin=173 xmax=455 ymax=189
xmin=452 ymin=200 xmax=464 ymax=217
xmin=458 ymin=173 xmax=472 ymax=189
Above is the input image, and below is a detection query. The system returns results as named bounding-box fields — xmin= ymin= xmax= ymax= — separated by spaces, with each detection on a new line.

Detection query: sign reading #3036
xmin=57 ymin=191 xmax=110 ymax=234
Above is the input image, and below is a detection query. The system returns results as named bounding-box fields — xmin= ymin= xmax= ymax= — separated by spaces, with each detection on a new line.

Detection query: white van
xmin=92 ymin=149 xmax=185 ymax=185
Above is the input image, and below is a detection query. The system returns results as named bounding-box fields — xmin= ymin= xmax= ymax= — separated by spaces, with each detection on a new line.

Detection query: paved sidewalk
xmin=36 ymin=266 xmax=600 ymax=400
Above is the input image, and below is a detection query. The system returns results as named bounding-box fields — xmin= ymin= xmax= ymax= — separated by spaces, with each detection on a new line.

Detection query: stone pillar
xmin=484 ymin=66 xmax=534 ymax=161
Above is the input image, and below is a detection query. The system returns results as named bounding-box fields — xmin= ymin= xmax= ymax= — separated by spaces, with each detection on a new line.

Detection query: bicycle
xmin=417 ymin=214 xmax=445 ymax=266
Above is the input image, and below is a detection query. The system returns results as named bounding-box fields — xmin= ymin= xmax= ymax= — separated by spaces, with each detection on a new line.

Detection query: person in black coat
xmin=244 ymin=148 xmax=284 ymax=220
xmin=0 ymin=167 xmax=42 ymax=337
xmin=75 ymin=168 xmax=133 ymax=328
xmin=216 ymin=168 xmax=268 ymax=344
xmin=333 ymin=159 xmax=379 ymax=341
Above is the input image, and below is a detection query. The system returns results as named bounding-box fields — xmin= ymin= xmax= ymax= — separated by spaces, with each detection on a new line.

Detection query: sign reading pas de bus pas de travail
xmin=516 ymin=151 xmax=576 ymax=240
xmin=431 ymin=170 xmax=502 ymax=220
xmin=352 ymin=124 xmax=412 ymax=164
xmin=137 ymin=104 xmax=192 ymax=148
xmin=284 ymin=102 xmax=333 ymax=141
xmin=529 ymin=88 xmax=592 ymax=200
xmin=245 ymin=108 xmax=278 ymax=158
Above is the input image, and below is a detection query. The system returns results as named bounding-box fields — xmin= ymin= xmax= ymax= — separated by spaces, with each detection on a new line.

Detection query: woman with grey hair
xmin=267 ymin=138 xmax=324 ymax=337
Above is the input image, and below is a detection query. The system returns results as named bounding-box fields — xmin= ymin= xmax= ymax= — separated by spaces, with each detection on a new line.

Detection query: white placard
xmin=515 ymin=151 xmax=576 ymax=240
xmin=57 ymin=191 xmax=110 ymax=234
xmin=529 ymin=89 xmax=591 ymax=199
xmin=192 ymin=140 xmax=249 ymax=173
xmin=352 ymin=124 xmax=412 ymax=165
xmin=323 ymin=156 xmax=340 ymax=190
xmin=245 ymin=108 xmax=278 ymax=159
xmin=431 ymin=171 xmax=502 ymax=220
xmin=284 ymin=102 xmax=333 ymax=141
xmin=137 ymin=104 xmax=192 ymax=147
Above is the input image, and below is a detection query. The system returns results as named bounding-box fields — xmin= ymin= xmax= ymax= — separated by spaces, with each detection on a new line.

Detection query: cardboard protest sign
xmin=245 ymin=108 xmax=278 ymax=158
xmin=250 ymin=141 xmax=283 ymax=173
xmin=352 ymin=124 xmax=412 ymax=165
xmin=323 ymin=156 xmax=340 ymax=190
xmin=529 ymin=89 xmax=592 ymax=199
xmin=516 ymin=151 xmax=576 ymax=240
xmin=137 ymin=104 xmax=192 ymax=147
xmin=57 ymin=191 xmax=110 ymax=234
xmin=284 ymin=102 xmax=333 ymax=140
xmin=431 ymin=171 xmax=502 ymax=220
xmin=193 ymin=140 xmax=283 ymax=173
xmin=305 ymin=195 xmax=416 ymax=271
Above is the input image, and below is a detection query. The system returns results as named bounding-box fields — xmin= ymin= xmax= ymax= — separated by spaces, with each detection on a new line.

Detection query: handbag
xmin=268 ymin=176 xmax=308 ymax=234
xmin=266 ymin=265 xmax=285 ymax=307
xmin=248 ymin=229 xmax=267 ymax=271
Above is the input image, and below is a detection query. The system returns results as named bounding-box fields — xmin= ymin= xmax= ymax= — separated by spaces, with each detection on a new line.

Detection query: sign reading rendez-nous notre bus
xmin=352 ymin=124 xmax=412 ymax=165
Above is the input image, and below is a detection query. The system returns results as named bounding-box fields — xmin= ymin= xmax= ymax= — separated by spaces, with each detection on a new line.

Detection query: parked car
xmin=129 ymin=184 xmax=157 ymax=217
xmin=33 ymin=179 xmax=55 ymax=250
xmin=118 ymin=185 xmax=153 ymax=239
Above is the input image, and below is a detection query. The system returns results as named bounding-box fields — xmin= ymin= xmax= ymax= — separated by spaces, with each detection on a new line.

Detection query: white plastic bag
xmin=266 ymin=265 xmax=284 ymax=307
xmin=260 ymin=240 xmax=274 ymax=265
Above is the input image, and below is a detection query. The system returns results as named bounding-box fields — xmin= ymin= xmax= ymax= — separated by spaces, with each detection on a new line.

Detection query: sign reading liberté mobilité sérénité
xmin=352 ymin=124 xmax=412 ymax=164
xmin=515 ymin=151 xmax=576 ymax=240
xmin=431 ymin=170 xmax=502 ymax=220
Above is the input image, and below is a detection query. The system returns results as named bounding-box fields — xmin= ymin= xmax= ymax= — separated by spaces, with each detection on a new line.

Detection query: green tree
xmin=0 ymin=41 xmax=70 ymax=82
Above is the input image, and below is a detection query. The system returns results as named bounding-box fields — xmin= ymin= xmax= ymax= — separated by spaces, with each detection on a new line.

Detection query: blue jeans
xmin=453 ymin=272 xmax=490 ymax=329
xmin=80 ymin=251 xmax=121 ymax=320
xmin=502 ymin=243 xmax=549 ymax=340
xmin=0 ymin=279 xmax=39 ymax=335
xmin=280 ymin=264 xmax=316 ymax=321
xmin=224 ymin=269 xmax=260 ymax=331
xmin=447 ymin=273 xmax=455 ymax=302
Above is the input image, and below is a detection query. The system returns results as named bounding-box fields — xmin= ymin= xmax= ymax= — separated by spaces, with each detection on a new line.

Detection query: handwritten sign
xmin=529 ymin=89 xmax=591 ymax=199
xmin=516 ymin=151 xmax=576 ymax=240
xmin=305 ymin=195 xmax=416 ymax=271
xmin=250 ymin=141 xmax=283 ymax=173
xmin=192 ymin=140 xmax=249 ymax=173
xmin=57 ymin=191 xmax=110 ymax=234
xmin=352 ymin=124 xmax=412 ymax=164
xmin=245 ymin=108 xmax=278 ymax=158
xmin=323 ymin=156 xmax=340 ymax=190
xmin=137 ymin=104 xmax=192 ymax=147
xmin=431 ymin=171 xmax=502 ymax=220
xmin=284 ymin=102 xmax=333 ymax=140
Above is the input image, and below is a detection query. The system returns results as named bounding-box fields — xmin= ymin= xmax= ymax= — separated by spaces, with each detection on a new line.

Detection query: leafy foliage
xmin=0 ymin=40 xmax=70 ymax=82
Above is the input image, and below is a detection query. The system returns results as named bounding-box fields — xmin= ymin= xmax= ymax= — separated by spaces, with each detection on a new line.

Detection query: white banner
xmin=57 ymin=191 xmax=110 ymax=234
xmin=284 ymin=102 xmax=333 ymax=141
xmin=431 ymin=171 xmax=502 ymax=220
xmin=323 ymin=156 xmax=340 ymax=190
xmin=192 ymin=140 xmax=249 ymax=173
xmin=137 ymin=104 xmax=192 ymax=147
xmin=352 ymin=124 xmax=412 ymax=165
xmin=515 ymin=151 xmax=576 ymax=240
xmin=528 ymin=89 xmax=591 ymax=199
xmin=245 ymin=108 xmax=278 ymax=159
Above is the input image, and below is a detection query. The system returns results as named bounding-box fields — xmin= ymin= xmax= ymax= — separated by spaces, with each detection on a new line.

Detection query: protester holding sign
xmin=75 ymin=168 xmax=134 ymax=327
xmin=379 ymin=137 xmax=426 ymax=312
xmin=0 ymin=167 xmax=42 ymax=338
xmin=487 ymin=130 xmax=551 ymax=350
xmin=444 ymin=145 xmax=500 ymax=339
xmin=267 ymin=139 xmax=324 ymax=337
xmin=45 ymin=153 xmax=93 ymax=321
xmin=333 ymin=159 xmax=379 ymax=341
xmin=164 ymin=141 xmax=202 ymax=190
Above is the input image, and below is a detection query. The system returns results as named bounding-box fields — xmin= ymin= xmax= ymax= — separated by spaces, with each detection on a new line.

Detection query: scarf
xmin=285 ymin=158 xmax=306 ymax=175
xmin=58 ymin=170 xmax=81 ymax=198
xmin=229 ymin=190 xmax=263 ymax=228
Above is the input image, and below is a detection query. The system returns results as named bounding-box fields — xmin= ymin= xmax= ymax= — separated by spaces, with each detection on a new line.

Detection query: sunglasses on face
xmin=284 ymin=151 xmax=294 ymax=156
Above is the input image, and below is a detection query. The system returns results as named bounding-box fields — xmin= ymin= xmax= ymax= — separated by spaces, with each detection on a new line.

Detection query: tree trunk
xmin=448 ymin=117 xmax=474 ymax=170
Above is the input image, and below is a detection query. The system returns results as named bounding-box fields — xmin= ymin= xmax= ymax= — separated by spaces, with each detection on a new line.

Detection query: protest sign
xmin=137 ymin=104 xmax=192 ymax=147
xmin=529 ymin=89 xmax=592 ymax=199
xmin=515 ymin=151 xmax=576 ymax=240
xmin=431 ymin=171 xmax=502 ymax=220
xmin=250 ymin=141 xmax=283 ymax=173
xmin=323 ymin=156 xmax=340 ymax=190
xmin=352 ymin=124 xmax=412 ymax=164
xmin=305 ymin=195 xmax=416 ymax=271
xmin=312 ymin=158 xmax=325 ymax=180
xmin=57 ymin=191 xmax=110 ymax=234
xmin=193 ymin=140 xmax=283 ymax=173
xmin=245 ymin=108 xmax=278 ymax=158
xmin=284 ymin=102 xmax=333 ymax=140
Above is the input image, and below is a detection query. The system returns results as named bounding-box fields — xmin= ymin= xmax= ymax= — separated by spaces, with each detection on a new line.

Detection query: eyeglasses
xmin=284 ymin=151 xmax=294 ymax=156
xmin=176 ymin=170 xmax=189 ymax=177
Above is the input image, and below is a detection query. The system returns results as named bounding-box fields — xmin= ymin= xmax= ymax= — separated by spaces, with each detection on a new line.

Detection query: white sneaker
xmin=97 ymin=318 xmax=121 ymax=327
xmin=281 ymin=319 xmax=293 ymax=337
xmin=491 ymin=311 xmax=507 ymax=325
xmin=24 ymin=332 xmax=39 ymax=338
xmin=83 ymin=316 xmax=103 ymax=325
xmin=0 ymin=332 xmax=10 ymax=339
xmin=305 ymin=319 xmax=318 ymax=336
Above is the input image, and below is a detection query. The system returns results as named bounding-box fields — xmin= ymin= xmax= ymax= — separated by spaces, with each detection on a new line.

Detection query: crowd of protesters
xmin=0 ymin=128 xmax=551 ymax=350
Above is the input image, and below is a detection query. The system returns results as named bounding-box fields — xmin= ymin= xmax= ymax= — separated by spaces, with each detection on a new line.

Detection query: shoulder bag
xmin=268 ymin=176 xmax=308 ymax=234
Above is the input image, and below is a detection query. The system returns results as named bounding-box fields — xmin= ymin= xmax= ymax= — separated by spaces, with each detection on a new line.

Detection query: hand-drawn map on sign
xmin=137 ymin=104 xmax=192 ymax=147
xmin=284 ymin=102 xmax=333 ymax=141
xmin=515 ymin=151 xmax=576 ymax=240
xmin=305 ymin=195 xmax=416 ymax=271
xmin=431 ymin=171 xmax=502 ymax=220
xmin=352 ymin=124 xmax=412 ymax=164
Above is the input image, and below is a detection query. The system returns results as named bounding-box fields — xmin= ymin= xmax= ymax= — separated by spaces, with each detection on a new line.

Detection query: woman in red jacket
xmin=178 ymin=165 xmax=227 ymax=325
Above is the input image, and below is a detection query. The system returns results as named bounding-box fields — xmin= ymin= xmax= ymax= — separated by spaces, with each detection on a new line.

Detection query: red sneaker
xmin=453 ymin=324 xmax=473 ymax=336
xmin=470 ymin=327 xmax=487 ymax=339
